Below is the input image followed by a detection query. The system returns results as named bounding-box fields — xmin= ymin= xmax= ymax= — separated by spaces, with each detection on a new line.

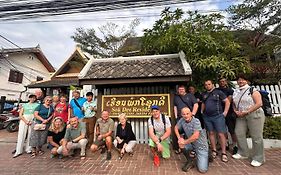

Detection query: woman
xmin=232 ymin=74 xmax=265 ymax=167
xmin=113 ymin=113 xmax=137 ymax=159
xmin=29 ymin=96 xmax=54 ymax=158
xmin=53 ymin=95 xmax=68 ymax=123
xmin=13 ymin=95 xmax=39 ymax=158
xmin=47 ymin=117 xmax=66 ymax=158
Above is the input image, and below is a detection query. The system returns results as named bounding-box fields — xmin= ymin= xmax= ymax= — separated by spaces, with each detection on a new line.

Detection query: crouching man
xmin=59 ymin=116 xmax=88 ymax=160
xmin=148 ymin=105 xmax=171 ymax=167
xmin=175 ymin=107 xmax=209 ymax=173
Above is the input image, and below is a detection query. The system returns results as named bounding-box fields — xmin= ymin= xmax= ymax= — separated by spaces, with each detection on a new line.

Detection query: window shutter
xmin=18 ymin=72 xmax=23 ymax=83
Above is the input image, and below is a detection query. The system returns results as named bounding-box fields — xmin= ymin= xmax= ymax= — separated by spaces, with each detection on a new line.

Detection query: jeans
xmin=185 ymin=144 xmax=209 ymax=173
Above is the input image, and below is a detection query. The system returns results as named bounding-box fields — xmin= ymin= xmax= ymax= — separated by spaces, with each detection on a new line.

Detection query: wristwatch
xmin=156 ymin=141 xmax=160 ymax=145
xmin=159 ymin=138 xmax=162 ymax=143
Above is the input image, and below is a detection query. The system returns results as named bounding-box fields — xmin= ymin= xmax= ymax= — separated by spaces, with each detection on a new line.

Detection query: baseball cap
xmin=151 ymin=105 xmax=160 ymax=110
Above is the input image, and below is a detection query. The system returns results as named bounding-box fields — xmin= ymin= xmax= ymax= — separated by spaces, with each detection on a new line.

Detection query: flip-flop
xmin=31 ymin=152 xmax=36 ymax=158
xmin=38 ymin=150 xmax=44 ymax=155
xmin=212 ymin=150 xmax=218 ymax=159
xmin=175 ymin=149 xmax=182 ymax=154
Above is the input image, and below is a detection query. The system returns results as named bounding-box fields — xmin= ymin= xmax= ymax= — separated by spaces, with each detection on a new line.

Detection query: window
xmin=37 ymin=76 xmax=43 ymax=81
xmin=8 ymin=69 xmax=23 ymax=83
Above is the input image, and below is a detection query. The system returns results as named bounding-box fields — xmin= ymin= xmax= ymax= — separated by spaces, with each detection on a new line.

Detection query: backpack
xmin=250 ymin=87 xmax=273 ymax=116
xmin=151 ymin=114 xmax=166 ymax=135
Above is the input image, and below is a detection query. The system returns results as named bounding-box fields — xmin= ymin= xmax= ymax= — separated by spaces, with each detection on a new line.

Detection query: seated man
xmin=90 ymin=110 xmax=114 ymax=160
xmin=175 ymin=107 xmax=209 ymax=173
xmin=148 ymin=105 xmax=171 ymax=167
xmin=59 ymin=116 xmax=88 ymax=160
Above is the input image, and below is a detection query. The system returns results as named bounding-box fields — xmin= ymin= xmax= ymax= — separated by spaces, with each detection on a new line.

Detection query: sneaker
xmin=232 ymin=146 xmax=238 ymax=155
xmin=58 ymin=155 xmax=63 ymax=159
xmin=106 ymin=152 xmax=112 ymax=160
xmin=251 ymin=160 xmax=262 ymax=167
xmin=232 ymin=153 xmax=248 ymax=159
xmin=153 ymin=155 xmax=160 ymax=167
xmin=50 ymin=154 xmax=55 ymax=158
xmin=182 ymin=160 xmax=194 ymax=172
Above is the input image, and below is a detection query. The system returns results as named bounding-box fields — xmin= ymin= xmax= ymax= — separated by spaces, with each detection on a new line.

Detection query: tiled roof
xmin=82 ymin=52 xmax=191 ymax=80
xmin=27 ymin=78 xmax=78 ymax=88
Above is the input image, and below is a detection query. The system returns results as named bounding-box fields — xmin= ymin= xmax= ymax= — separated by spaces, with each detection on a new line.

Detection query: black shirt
xmin=116 ymin=122 xmax=136 ymax=146
xmin=48 ymin=127 xmax=66 ymax=145
xmin=174 ymin=93 xmax=198 ymax=117
xmin=217 ymin=87 xmax=234 ymax=113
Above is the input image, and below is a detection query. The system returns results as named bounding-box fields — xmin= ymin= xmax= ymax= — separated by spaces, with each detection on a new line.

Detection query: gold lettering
xmin=121 ymin=100 xmax=126 ymax=106
xmin=116 ymin=100 xmax=121 ymax=106
xmin=140 ymin=97 xmax=146 ymax=106
xmin=110 ymin=98 xmax=116 ymax=106
xmin=159 ymin=96 xmax=166 ymax=106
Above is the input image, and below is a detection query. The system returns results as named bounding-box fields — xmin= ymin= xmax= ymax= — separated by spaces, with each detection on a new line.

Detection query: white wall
xmin=0 ymin=52 xmax=51 ymax=101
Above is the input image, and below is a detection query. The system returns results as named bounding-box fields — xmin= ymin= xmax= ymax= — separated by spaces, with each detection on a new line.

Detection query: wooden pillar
xmin=96 ymin=88 xmax=103 ymax=118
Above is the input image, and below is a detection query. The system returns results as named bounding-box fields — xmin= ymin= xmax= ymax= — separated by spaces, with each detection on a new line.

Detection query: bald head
xmin=181 ymin=107 xmax=193 ymax=122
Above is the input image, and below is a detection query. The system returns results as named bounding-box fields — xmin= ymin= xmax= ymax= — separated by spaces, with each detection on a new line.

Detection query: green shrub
xmin=263 ymin=116 xmax=281 ymax=139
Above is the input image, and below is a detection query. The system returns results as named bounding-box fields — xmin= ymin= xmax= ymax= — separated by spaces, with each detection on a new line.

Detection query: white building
xmin=0 ymin=46 xmax=55 ymax=101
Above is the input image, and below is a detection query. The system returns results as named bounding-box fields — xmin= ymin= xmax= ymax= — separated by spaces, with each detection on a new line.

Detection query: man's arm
xmin=183 ymin=131 xmax=200 ymax=145
xmin=148 ymin=127 xmax=159 ymax=143
xmin=174 ymin=106 xmax=178 ymax=119
xmin=192 ymin=103 xmax=199 ymax=116
xmin=160 ymin=127 xmax=171 ymax=141
xmin=223 ymin=98 xmax=230 ymax=117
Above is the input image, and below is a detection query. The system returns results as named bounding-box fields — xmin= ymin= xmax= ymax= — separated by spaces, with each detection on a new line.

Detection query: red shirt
xmin=54 ymin=103 xmax=68 ymax=122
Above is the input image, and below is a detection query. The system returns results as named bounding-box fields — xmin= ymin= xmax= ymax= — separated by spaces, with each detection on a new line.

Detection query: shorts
xmin=225 ymin=113 xmax=236 ymax=135
xmin=93 ymin=139 xmax=106 ymax=147
xmin=203 ymin=113 xmax=227 ymax=133
xmin=149 ymin=138 xmax=170 ymax=158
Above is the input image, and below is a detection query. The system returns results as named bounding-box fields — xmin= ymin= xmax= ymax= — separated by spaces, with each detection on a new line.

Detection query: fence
xmin=254 ymin=84 xmax=281 ymax=115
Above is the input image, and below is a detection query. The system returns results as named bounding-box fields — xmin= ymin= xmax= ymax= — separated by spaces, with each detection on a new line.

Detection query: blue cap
xmin=151 ymin=105 xmax=160 ymax=110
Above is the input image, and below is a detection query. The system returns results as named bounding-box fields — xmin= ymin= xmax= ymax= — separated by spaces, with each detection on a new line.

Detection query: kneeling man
xmin=148 ymin=105 xmax=171 ymax=167
xmin=60 ymin=116 xmax=88 ymax=160
xmin=90 ymin=110 xmax=114 ymax=160
xmin=175 ymin=107 xmax=209 ymax=173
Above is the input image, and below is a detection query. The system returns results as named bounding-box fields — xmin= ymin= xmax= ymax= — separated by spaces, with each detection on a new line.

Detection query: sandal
xmin=211 ymin=150 xmax=218 ymax=159
xmin=38 ymin=150 xmax=44 ymax=156
xmin=221 ymin=153 xmax=228 ymax=162
xmin=189 ymin=151 xmax=196 ymax=158
xmin=175 ymin=148 xmax=182 ymax=154
xmin=31 ymin=152 xmax=36 ymax=158
xmin=119 ymin=152 xmax=124 ymax=160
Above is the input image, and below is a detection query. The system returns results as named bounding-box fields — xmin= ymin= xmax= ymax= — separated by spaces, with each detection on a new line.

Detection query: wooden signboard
xmin=102 ymin=94 xmax=171 ymax=118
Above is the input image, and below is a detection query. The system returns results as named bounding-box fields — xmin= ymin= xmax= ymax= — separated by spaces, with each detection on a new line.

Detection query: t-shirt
xmin=54 ymin=103 xmax=68 ymax=122
xmin=217 ymin=87 xmax=234 ymax=113
xmin=148 ymin=114 xmax=171 ymax=138
xmin=174 ymin=93 xmax=198 ymax=117
xmin=69 ymin=97 xmax=87 ymax=119
xmin=202 ymin=89 xmax=226 ymax=117
xmin=95 ymin=118 xmax=115 ymax=135
xmin=176 ymin=117 xmax=208 ymax=151
xmin=64 ymin=122 xmax=86 ymax=141
xmin=83 ymin=100 xmax=96 ymax=118
xmin=34 ymin=104 xmax=54 ymax=124
xmin=48 ymin=127 xmax=66 ymax=145
xmin=23 ymin=102 xmax=39 ymax=115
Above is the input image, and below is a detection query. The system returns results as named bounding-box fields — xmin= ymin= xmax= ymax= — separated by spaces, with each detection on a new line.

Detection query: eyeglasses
xmin=46 ymin=99 xmax=52 ymax=102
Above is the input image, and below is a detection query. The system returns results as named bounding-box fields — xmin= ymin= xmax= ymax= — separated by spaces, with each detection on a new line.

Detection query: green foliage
xmin=263 ymin=116 xmax=281 ymax=139
xmin=72 ymin=19 xmax=139 ymax=58
xmin=228 ymin=0 xmax=281 ymax=61
xmin=142 ymin=8 xmax=250 ymax=84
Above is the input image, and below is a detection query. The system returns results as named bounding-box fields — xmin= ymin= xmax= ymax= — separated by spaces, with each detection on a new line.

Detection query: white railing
xmin=255 ymin=84 xmax=281 ymax=114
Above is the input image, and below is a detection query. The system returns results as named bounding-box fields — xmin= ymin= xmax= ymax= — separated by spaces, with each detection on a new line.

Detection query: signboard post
xmin=102 ymin=94 xmax=170 ymax=118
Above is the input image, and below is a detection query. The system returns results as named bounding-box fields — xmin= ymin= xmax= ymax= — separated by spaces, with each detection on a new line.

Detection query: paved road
xmin=0 ymin=130 xmax=280 ymax=175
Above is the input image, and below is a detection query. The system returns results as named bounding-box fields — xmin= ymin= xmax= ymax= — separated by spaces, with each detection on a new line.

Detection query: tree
xmin=72 ymin=19 xmax=139 ymax=58
xmin=227 ymin=0 xmax=281 ymax=61
xmin=142 ymin=8 xmax=250 ymax=84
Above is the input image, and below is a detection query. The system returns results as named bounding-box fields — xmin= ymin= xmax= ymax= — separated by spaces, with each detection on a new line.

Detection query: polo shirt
xmin=95 ymin=118 xmax=115 ymax=135
xmin=174 ymin=93 xmax=198 ymax=117
xmin=64 ymin=122 xmax=86 ymax=141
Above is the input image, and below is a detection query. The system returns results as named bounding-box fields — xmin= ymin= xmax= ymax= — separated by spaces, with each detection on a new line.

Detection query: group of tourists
xmin=12 ymin=74 xmax=265 ymax=173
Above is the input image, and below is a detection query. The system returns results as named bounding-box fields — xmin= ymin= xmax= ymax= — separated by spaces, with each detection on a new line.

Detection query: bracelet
xmin=156 ymin=141 xmax=160 ymax=145
xmin=159 ymin=138 xmax=162 ymax=143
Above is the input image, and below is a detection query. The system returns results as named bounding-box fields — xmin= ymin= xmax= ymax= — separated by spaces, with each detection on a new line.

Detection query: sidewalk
xmin=0 ymin=130 xmax=280 ymax=175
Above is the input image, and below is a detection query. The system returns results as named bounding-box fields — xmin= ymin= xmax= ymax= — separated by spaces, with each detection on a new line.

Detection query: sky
xmin=0 ymin=0 xmax=240 ymax=70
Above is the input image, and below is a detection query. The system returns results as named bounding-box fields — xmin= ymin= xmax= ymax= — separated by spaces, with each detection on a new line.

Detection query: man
xmin=68 ymin=90 xmax=87 ymax=121
xmin=82 ymin=92 xmax=97 ymax=147
xmin=35 ymin=89 xmax=44 ymax=104
xmin=59 ymin=116 xmax=88 ymax=160
xmin=90 ymin=110 xmax=114 ymax=160
xmin=175 ymin=107 xmax=209 ymax=173
xmin=188 ymin=85 xmax=204 ymax=128
xmin=148 ymin=105 xmax=171 ymax=167
xmin=201 ymin=80 xmax=230 ymax=162
xmin=174 ymin=85 xmax=198 ymax=154
xmin=217 ymin=78 xmax=238 ymax=155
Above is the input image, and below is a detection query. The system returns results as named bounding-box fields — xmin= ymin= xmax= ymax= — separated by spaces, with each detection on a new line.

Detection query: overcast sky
xmin=0 ymin=0 xmax=239 ymax=69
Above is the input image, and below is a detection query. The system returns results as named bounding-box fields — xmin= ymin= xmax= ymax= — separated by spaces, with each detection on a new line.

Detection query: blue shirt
xmin=69 ymin=97 xmax=87 ymax=119
xmin=174 ymin=93 xmax=198 ymax=117
xmin=202 ymin=89 xmax=226 ymax=117
xmin=176 ymin=117 xmax=208 ymax=151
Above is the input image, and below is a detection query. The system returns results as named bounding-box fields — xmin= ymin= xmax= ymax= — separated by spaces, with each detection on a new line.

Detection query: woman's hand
xmin=42 ymin=119 xmax=48 ymax=124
